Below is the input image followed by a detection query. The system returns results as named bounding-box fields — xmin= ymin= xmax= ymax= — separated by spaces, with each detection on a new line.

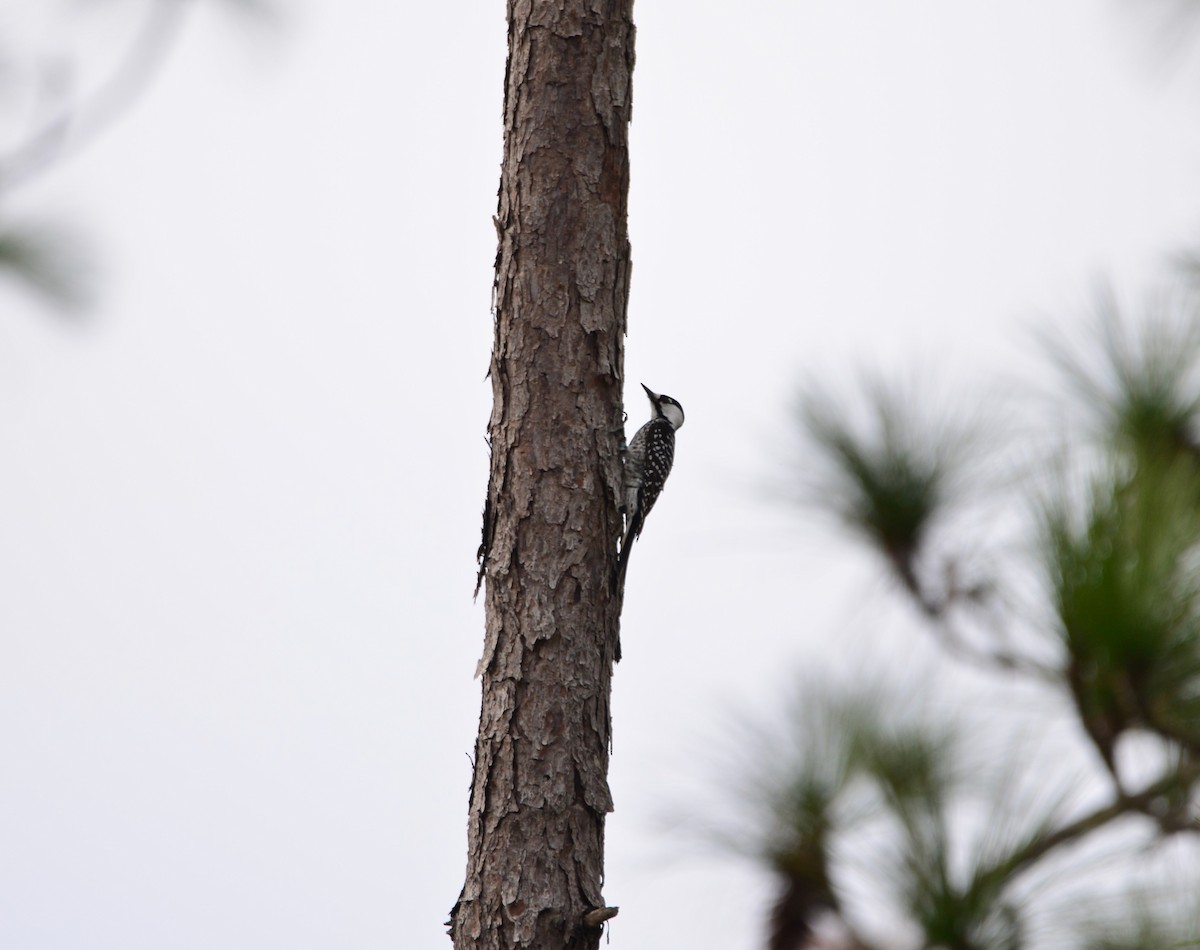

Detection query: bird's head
xmin=642 ymin=383 xmax=685 ymax=430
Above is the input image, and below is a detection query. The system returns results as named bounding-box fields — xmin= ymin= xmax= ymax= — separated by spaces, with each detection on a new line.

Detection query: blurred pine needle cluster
xmin=720 ymin=288 xmax=1200 ymax=950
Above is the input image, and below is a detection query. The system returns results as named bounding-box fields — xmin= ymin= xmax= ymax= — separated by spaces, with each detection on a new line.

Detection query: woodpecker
xmin=616 ymin=383 xmax=685 ymax=589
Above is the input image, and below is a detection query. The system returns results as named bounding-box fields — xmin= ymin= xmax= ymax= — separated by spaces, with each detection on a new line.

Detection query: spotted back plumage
xmin=625 ymin=417 xmax=675 ymax=539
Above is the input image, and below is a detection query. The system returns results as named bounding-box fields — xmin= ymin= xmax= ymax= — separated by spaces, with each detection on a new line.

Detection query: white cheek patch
xmin=662 ymin=402 xmax=684 ymax=430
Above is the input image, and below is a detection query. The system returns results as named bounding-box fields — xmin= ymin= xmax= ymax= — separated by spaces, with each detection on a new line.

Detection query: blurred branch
xmin=0 ymin=0 xmax=196 ymax=195
xmin=976 ymin=758 xmax=1200 ymax=892
xmin=213 ymin=0 xmax=283 ymax=23
xmin=1124 ymin=0 xmax=1200 ymax=66
xmin=924 ymin=610 xmax=1059 ymax=684
xmin=0 ymin=0 xmax=279 ymax=315
xmin=0 ymin=0 xmax=282 ymax=196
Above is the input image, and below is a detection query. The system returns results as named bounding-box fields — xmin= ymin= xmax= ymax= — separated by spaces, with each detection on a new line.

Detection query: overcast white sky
xmin=2 ymin=2 xmax=1200 ymax=948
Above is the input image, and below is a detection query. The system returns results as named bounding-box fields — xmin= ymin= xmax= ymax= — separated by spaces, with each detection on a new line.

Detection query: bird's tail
xmin=612 ymin=516 xmax=640 ymax=593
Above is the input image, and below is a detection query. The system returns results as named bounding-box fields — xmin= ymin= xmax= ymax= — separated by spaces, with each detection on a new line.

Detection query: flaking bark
xmin=451 ymin=2 xmax=635 ymax=948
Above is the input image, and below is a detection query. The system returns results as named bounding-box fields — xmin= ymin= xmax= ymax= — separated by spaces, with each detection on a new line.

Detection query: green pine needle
xmin=799 ymin=377 xmax=975 ymax=591
xmin=1044 ymin=287 xmax=1200 ymax=468
xmin=1042 ymin=460 xmax=1200 ymax=754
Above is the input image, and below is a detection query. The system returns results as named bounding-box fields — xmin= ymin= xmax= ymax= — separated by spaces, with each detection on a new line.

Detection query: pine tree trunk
xmin=449 ymin=2 xmax=634 ymax=948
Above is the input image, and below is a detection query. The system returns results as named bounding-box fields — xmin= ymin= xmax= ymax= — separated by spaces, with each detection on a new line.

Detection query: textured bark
xmin=450 ymin=2 xmax=634 ymax=948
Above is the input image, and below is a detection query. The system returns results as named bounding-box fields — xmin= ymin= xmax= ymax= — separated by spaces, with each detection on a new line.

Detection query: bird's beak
xmin=640 ymin=383 xmax=658 ymax=401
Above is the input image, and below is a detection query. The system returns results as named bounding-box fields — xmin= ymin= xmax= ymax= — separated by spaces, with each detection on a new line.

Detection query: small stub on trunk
xmin=582 ymin=906 xmax=619 ymax=928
